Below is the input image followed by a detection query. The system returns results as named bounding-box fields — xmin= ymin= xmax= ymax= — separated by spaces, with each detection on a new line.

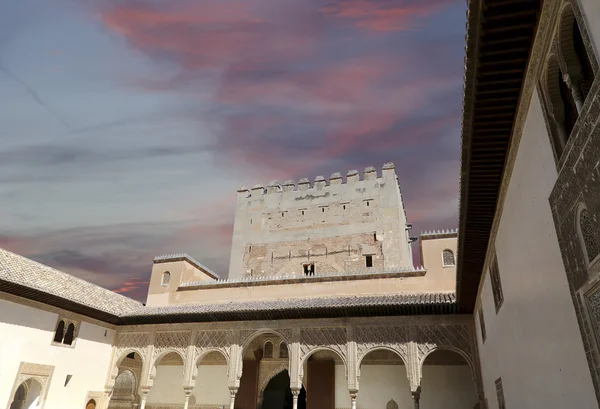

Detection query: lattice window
xmin=579 ymin=208 xmax=600 ymax=264
xmin=279 ymin=342 xmax=289 ymax=359
xmin=495 ymin=377 xmax=506 ymax=409
xmin=490 ymin=252 xmax=504 ymax=312
xmin=161 ymin=271 xmax=171 ymax=286
xmin=478 ymin=306 xmax=486 ymax=343
xmin=442 ymin=249 xmax=455 ymax=266
xmin=264 ymin=341 xmax=273 ymax=358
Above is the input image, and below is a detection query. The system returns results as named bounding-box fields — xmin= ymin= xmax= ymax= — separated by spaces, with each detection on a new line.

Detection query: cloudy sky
xmin=0 ymin=0 xmax=466 ymax=301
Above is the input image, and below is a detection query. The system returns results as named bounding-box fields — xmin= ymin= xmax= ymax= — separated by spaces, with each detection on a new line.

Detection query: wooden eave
xmin=457 ymin=0 xmax=542 ymax=311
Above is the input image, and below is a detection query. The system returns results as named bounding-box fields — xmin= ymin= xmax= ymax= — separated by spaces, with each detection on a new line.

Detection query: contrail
xmin=0 ymin=60 xmax=72 ymax=130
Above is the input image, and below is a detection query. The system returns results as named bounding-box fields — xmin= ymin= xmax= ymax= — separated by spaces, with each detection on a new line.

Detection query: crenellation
xmin=266 ymin=181 xmax=281 ymax=194
xmin=364 ymin=166 xmax=377 ymax=180
xmin=314 ymin=176 xmax=327 ymax=190
xmin=282 ymin=180 xmax=295 ymax=192
xmin=298 ymin=178 xmax=310 ymax=191
xmin=347 ymin=169 xmax=360 ymax=184
xmin=330 ymin=172 xmax=343 ymax=185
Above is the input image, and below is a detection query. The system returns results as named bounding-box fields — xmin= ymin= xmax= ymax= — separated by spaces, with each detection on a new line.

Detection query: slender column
xmin=291 ymin=388 xmax=300 ymax=409
xmin=183 ymin=387 xmax=193 ymax=409
xmin=563 ymin=73 xmax=584 ymax=113
xmin=350 ymin=390 xmax=358 ymax=409
xmin=229 ymin=387 xmax=238 ymax=409
xmin=411 ymin=390 xmax=420 ymax=409
xmin=139 ymin=390 xmax=149 ymax=409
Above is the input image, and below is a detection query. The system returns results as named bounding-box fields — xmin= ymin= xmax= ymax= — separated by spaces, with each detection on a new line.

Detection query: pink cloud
xmin=319 ymin=0 xmax=457 ymax=31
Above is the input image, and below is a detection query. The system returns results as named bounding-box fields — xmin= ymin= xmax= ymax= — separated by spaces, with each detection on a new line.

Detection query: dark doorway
xmin=262 ymin=371 xmax=306 ymax=409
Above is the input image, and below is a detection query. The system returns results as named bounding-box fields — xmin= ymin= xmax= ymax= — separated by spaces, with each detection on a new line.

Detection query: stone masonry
xmin=228 ymin=163 xmax=414 ymax=278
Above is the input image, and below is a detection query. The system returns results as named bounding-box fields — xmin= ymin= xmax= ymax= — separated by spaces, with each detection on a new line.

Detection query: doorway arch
xmin=261 ymin=370 xmax=306 ymax=409
xmin=9 ymin=378 xmax=42 ymax=409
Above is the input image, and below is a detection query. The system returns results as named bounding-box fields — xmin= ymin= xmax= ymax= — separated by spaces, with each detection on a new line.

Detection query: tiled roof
xmin=0 ymin=248 xmax=142 ymax=318
xmin=120 ymin=292 xmax=457 ymax=324
xmin=153 ymin=253 xmax=220 ymax=279
xmin=0 ymin=248 xmax=458 ymax=324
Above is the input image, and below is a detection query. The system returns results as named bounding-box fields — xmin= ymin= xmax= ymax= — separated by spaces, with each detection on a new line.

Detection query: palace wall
xmin=228 ymin=164 xmax=414 ymax=279
xmin=0 ymin=296 xmax=115 ymax=409
xmin=475 ymin=90 xmax=596 ymax=408
xmin=420 ymin=233 xmax=457 ymax=291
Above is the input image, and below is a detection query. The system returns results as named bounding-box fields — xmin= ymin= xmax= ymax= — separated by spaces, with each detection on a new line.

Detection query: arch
xmin=264 ymin=341 xmax=274 ymax=358
xmin=300 ymin=347 xmax=348 ymax=378
xmin=577 ymin=204 xmax=600 ymax=265
xmin=557 ymin=3 xmax=595 ymax=106
xmin=85 ymin=399 xmax=96 ymax=409
xmin=152 ymin=349 xmax=185 ymax=369
xmin=161 ymin=271 xmax=171 ymax=286
xmin=357 ymin=346 xmax=408 ymax=369
xmin=279 ymin=342 xmax=289 ymax=359
xmin=115 ymin=349 xmax=146 ymax=369
xmin=442 ymin=249 xmax=455 ymax=266
xmin=196 ymin=348 xmax=230 ymax=367
xmin=53 ymin=320 xmax=65 ymax=343
xmin=10 ymin=378 xmax=42 ymax=409
xmin=259 ymin=365 xmax=290 ymax=394
xmin=356 ymin=346 xmax=410 ymax=387
xmin=241 ymin=329 xmax=291 ymax=352
xmin=114 ymin=369 xmax=137 ymax=396
xmin=64 ymin=323 xmax=76 ymax=345
xmin=419 ymin=346 xmax=476 ymax=383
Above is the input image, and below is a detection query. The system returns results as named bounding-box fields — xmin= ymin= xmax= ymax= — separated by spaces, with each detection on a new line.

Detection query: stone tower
xmin=228 ymin=163 xmax=415 ymax=278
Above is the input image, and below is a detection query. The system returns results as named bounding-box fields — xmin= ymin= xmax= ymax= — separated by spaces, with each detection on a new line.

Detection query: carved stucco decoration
xmin=299 ymin=327 xmax=348 ymax=382
xmin=149 ymin=332 xmax=190 ymax=381
xmin=115 ymin=332 xmax=151 ymax=360
xmin=414 ymin=324 xmax=475 ymax=370
xmin=240 ymin=328 xmax=292 ymax=348
xmin=9 ymin=362 xmax=54 ymax=409
xmin=355 ymin=326 xmax=409 ymax=366
xmin=258 ymin=361 xmax=290 ymax=394
xmin=192 ymin=330 xmax=233 ymax=382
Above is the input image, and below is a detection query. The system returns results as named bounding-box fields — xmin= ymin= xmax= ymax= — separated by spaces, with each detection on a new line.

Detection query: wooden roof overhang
xmin=457 ymin=0 xmax=543 ymax=311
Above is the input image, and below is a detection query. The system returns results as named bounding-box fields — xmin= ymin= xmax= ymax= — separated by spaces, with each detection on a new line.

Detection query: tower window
xmin=365 ymin=255 xmax=373 ymax=268
xmin=249 ymin=245 xmax=252 ymax=253
xmin=322 ymin=208 xmax=325 ymax=212
xmin=302 ymin=210 xmax=305 ymax=215
xmin=343 ymin=205 xmax=346 ymax=210
xmin=366 ymin=201 xmax=370 ymax=207
xmin=161 ymin=271 xmax=171 ymax=286
xmin=442 ymin=250 xmax=455 ymax=266
xmin=303 ymin=263 xmax=315 ymax=276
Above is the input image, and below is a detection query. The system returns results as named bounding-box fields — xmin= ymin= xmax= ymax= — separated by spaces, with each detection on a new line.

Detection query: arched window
xmin=442 ymin=249 xmax=455 ymax=267
xmin=54 ymin=320 xmax=65 ymax=343
xmin=86 ymin=399 xmax=97 ymax=409
xmin=279 ymin=342 xmax=289 ymax=359
xmin=559 ymin=6 xmax=596 ymax=113
xmin=161 ymin=271 xmax=171 ymax=286
xmin=264 ymin=341 xmax=273 ymax=358
xmin=63 ymin=323 xmax=76 ymax=345
xmin=578 ymin=207 xmax=600 ymax=264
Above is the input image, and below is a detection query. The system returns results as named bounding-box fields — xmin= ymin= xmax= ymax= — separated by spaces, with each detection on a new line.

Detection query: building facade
xmin=228 ymin=164 xmax=414 ymax=279
xmin=2 ymin=0 xmax=600 ymax=409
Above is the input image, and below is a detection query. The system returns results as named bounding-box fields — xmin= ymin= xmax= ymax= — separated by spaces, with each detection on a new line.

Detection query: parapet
xmin=420 ymin=229 xmax=459 ymax=240
xmin=238 ymin=163 xmax=397 ymax=197
xmin=153 ymin=253 xmax=220 ymax=279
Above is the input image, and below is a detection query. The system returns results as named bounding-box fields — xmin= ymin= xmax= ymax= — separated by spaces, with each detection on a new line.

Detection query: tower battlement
xmin=228 ymin=163 xmax=414 ymax=279
xmin=237 ymin=163 xmax=397 ymax=198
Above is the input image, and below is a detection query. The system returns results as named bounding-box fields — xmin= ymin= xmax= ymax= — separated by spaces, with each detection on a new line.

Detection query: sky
xmin=0 ymin=0 xmax=467 ymax=301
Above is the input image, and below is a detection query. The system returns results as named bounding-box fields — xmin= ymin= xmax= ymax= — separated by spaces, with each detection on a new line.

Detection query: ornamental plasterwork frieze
xmin=9 ymin=362 xmax=55 ymax=409
xmin=414 ymin=324 xmax=474 ymax=367
xmin=355 ymin=326 xmax=409 ymax=365
xmin=115 ymin=332 xmax=151 ymax=360
xmin=300 ymin=327 xmax=348 ymax=362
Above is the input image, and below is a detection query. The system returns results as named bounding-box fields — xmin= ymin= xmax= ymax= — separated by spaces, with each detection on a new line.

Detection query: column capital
xmin=229 ymin=387 xmax=238 ymax=397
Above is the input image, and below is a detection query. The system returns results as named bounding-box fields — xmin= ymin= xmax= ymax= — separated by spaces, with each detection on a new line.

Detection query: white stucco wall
xmin=147 ymin=364 xmax=230 ymax=406
xmin=475 ymin=91 xmax=597 ymax=409
xmin=0 ymin=298 xmax=116 ymax=409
